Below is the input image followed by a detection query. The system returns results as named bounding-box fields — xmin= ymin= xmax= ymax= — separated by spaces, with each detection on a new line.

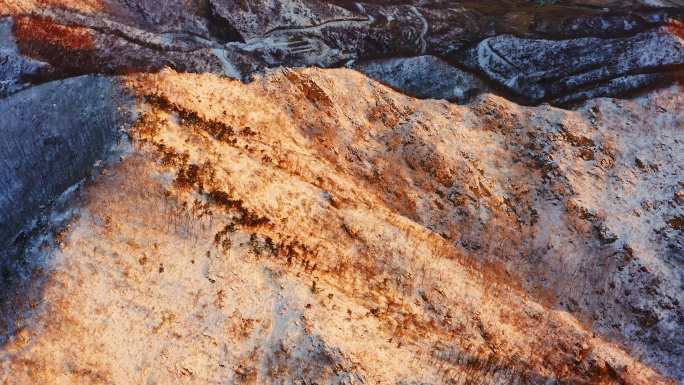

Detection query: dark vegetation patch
xmin=175 ymin=162 xmax=216 ymax=191
xmin=284 ymin=70 xmax=334 ymax=108
xmin=213 ymin=223 xmax=235 ymax=252
xmin=144 ymin=93 xmax=239 ymax=144
xmin=668 ymin=215 xmax=684 ymax=230
xmin=207 ymin=190 xmax=270 ymax=227
xmin=559 ymin=124 xmax=595 ymax=148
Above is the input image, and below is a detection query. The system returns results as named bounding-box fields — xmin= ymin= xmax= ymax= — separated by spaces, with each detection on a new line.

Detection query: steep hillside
xmin=0 ymin=68 xmax=681 ymax=384
xmin=1 ymin=1 xmax=683 ymax=384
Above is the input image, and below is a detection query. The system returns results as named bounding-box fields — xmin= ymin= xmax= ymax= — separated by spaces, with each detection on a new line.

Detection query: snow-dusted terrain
xmin=1 ymin=1 xmax=683 ymax=384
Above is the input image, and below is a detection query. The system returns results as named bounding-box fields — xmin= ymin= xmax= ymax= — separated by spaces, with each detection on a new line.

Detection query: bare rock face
xmin=0 ymin=1 xmax=683 ymax=385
